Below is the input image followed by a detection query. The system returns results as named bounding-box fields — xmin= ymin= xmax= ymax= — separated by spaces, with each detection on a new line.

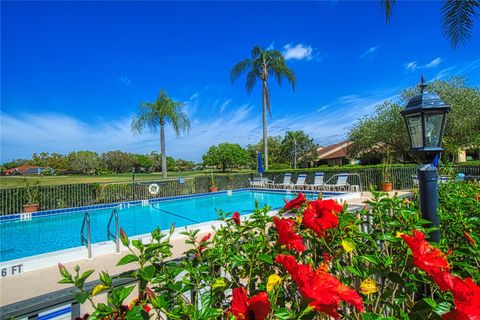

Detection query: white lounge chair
xmin=275 ymin=173 xmax=293 ymax=189
xmin=250 ymin=177 xmax=273 ymax=188
xmin=307 ymin=172 xmax=325 ymax=190
xmin=323 ymin=174 xmax=349 ymax=191
xmin=289 ymin=174 xmax=307 ymax=190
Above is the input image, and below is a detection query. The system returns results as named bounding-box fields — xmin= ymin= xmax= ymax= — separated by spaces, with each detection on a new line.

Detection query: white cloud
xmin=404 ymin=61 xmax=418 ymax=72
xmin=424 ymin=57 xmax=444 ymax=68
xmin=0 ymin=90 xmax=396 ymax=163
xmin=282 ymin=43 xmax=313 ymax=61
xmin=403 ymin=57 xmax=444 ymax=72
xmin=360 ymin=45 xmax=380 ymax=59
xmin=118 ymin=76 xmax=131 ymax=86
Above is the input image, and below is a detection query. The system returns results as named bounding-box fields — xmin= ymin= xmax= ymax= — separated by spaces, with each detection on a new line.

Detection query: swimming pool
xmin=0 ymin=189 xmax=334 ymax=262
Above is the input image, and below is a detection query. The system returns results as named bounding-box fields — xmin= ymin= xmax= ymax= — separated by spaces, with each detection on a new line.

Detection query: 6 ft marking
xmin=1 ymin=264 xmax=23 ymax=277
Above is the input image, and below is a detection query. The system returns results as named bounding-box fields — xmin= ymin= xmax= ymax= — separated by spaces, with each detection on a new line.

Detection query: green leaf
xmin=117 ymin=254 xmax=139 ymax=266
xmin=138 ymin=265 xmax=156 ymax=281
xmin=74 ymin=292 xmax=90 ymax=304
xmin=387 ymin=272 xmax=403 ymax=284
xmin=126 ymin=306 xmax=149 ymax=320
xmin=110 ymin=285 xmax=135 ymax=307
xmin=132 ymin=239 xmax=144 ymax=251
xmin=198 ymin=307 xmax=222 ymax=320
xmin=77 ymin=269 xmax=94 ymax=287
xmin=274 ymin=308 xmax=291 ymax=319
xmin=423 ymin=297 xmax=437 ymax=308
xmin=433 ymin=302 xmax=452 ymax=315
xmin=258 ymin=253 xmax=273 ymax=265
xmin=99 ymin=271 xmax=112 ymax=286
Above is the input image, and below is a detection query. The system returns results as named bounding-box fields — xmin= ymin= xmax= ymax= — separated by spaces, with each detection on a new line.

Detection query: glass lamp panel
xmin=424 ymin=113 xmax=444 ymax=147
xmin=406 ymin=114 xmax=423 ymax=148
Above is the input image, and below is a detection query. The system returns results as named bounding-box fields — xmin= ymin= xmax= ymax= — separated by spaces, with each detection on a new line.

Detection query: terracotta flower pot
xmin=209 ymin=186 xmax=218 ymax=192
xmin=381 ymin=182 xmax=393 ymax=192
xmin=23 ymin=203 xmax=39 ymax=213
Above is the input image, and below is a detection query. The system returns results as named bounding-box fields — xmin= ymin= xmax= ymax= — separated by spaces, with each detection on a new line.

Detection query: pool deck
xmin=0 ymin=191 xmax=408 ymax=308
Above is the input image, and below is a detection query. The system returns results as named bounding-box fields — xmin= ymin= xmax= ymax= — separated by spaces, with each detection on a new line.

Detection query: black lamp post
xmin=401 ymin=76 xmax=450 ymax=242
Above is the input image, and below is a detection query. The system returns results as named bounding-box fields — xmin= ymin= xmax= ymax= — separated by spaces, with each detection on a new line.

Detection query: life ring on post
xmin=148 ymin=183 xmax=160 ymax=195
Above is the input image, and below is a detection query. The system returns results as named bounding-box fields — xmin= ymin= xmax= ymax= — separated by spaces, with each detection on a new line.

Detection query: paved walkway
xmin=0 ymin=191 xmax=408 ymax=308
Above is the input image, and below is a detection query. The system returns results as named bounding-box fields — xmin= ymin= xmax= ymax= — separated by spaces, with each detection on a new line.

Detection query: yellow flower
xmin=267 ymin=274 xmax=283 ymax=291
xmin=360 ymin=278 xmax=378 ymax=295
xmin=92 ymin=284 xmax=109 ymax=296
xmin=341 ymin=239 xmax=355 ymax=253
xmin=295 ymin=215 xmax=303 ymax=224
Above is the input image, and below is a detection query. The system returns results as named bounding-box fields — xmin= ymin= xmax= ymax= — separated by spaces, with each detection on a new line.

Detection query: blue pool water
xmin=0 ymin=190 xmax=324 ymax=262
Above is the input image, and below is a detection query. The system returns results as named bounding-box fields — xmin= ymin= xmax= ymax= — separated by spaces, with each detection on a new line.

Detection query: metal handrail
xmin=80 ymin=212 xmax=92 ymax=260
xmin=107 ymin=209 xmax=120 ymax=253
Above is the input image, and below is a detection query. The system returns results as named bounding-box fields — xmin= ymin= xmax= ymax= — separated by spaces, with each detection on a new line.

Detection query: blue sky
xmin=1 ymin=1 xmax=479 ymax=163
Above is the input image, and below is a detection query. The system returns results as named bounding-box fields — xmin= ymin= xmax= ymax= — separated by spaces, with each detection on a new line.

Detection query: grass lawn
xmin=0 ymin=170 xmax=254 ymax=188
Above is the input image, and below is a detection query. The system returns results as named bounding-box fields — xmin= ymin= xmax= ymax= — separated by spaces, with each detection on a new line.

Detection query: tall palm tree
xmin=230 ymin=46 xmax=296 ymax=170
xmin=380 ymin=0 xmax=479 ymax=48
xmin=131 ymin=90 xmax=190 ymax=179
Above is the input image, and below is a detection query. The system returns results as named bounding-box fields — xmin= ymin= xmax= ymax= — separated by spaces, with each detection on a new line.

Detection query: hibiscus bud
xmin=232 ymin=212 xmax=241 ymax=225
xmin=145 ymin=287 xmax=156 ymax=299
xmin=199 ymin=233 xmax=211 ymax=243
xmin=464 ymin=231 xmax=476 ymax=246
xmin=120 ymin=228 xmax=129 ymax=247
xmin=58 ymin=263 xmax=69 ymax=277
xmin=169 ymin=223 xmax=175 ymax=235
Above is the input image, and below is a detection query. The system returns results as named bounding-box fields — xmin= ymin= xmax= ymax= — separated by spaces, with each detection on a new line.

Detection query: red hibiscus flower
xmin=227 ymin=287 xmax=271 ymax=320
xmin=283 ymin=193 xmax=307 ymax=211
xmin=275 ymin=254 xmax=363 ymax=319
xmin=400 ymin=230 xmax=451 ymax=290
xmin=273 ymin=217 xmax=306 ymax=253
xmin=232 ymin=212 xmax=241 ymax=225
xmin=443 ymin=276 xmax=480 ymax=319
xmin=302 ymin=199 xmax=342 ymax=237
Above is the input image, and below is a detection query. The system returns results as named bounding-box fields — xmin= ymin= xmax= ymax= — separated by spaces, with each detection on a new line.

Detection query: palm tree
xmin=131 ymin=90 xmax=190 ymax=179
xmin=380 ymin=0 xmax=479 ymax=48
xmin=230 ymin=46 xmax=296 ymax=170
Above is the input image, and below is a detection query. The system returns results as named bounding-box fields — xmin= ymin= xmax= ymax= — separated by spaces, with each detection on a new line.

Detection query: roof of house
xmin=5 ymin=165 xmax=50 ymax=173
xmin=317 ymin=141 xmax=352 ymax=160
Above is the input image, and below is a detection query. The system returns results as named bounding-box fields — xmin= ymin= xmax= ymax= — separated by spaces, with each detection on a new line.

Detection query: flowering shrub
xmin=59 ymin=183 xmax=480 ymax=319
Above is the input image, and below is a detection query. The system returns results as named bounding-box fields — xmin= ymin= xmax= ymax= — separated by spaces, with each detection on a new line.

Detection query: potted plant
xmin=381 ymin=154 xmax=393 ymax=192
xmin=23 ymin=178 xmax=40 ymax=213
xmin=208 ymin=171 xmax=218 ymax=192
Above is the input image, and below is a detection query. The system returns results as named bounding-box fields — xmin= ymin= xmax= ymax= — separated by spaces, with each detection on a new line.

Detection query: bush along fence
xmin=264 ymin=165 xmax=480 ymax=191
xmin=0 ymin=174 xmax=252 ymax=215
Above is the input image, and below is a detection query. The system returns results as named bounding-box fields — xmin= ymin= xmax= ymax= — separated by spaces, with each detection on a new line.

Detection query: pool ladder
xmin=107 ymin=209 xmax=120 ymax=254
xmin=80 ymin=212 xmax=92 ymax=260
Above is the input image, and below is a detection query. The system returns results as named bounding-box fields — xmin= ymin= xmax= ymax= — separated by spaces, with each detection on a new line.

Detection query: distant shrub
xmin=268 ymin=163 xmax=291 ymax=170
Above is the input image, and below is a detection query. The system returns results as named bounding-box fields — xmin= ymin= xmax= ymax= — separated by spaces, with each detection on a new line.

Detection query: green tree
xmin=101 ymin=151 xmax=135 ymax=173
xmin=133 ymin=154 xmax=154 ymax=172
xmin=348 ymin=77 xmax=480 ymax=162
xmin=67 ymin=151 xmax=100 ymax=174
xmin=175 ymin=159 xmax=195 ymax=172
xmin=281 ymin=130 xmax=318 ymax=168
xmin=246 ymin=136 xmax=284 ymax=167
xmin=348 ymin=101 xmax=409 ymax=161
xmin=202 ymin=143 xmax=250 ymax=172
xmin=131 ymin=90 xmax=191 ymax=179
xmin=380 ymin=0 xmax=479 ymax=48
xmin=230 ymin=46 xmax=296 ymax=171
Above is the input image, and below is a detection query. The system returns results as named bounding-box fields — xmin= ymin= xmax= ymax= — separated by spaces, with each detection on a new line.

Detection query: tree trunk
xmin=160 ymin=120 xmax=167 ymax=179
xmin=262 ymin=80 xmax=269 ymax=171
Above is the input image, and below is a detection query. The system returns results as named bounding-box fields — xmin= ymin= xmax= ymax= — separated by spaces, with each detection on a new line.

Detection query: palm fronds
xmin=441 ymin=0 xmax=479 ymax=48
xmin=380 ymin=0 xmax=396 ymax=24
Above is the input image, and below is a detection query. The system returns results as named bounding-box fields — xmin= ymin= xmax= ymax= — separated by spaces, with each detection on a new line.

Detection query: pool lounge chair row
xmin=250 ymin=173 xmax=352 ymax=191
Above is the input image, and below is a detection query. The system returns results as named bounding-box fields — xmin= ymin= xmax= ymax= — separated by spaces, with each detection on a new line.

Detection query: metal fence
xmin=0 ymin=174 xmax=253 ymax=215
xmin=264 ymin=165 xmax=480 ymax=191
xmin=1 ymin=167 xmax=479 ymax=215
